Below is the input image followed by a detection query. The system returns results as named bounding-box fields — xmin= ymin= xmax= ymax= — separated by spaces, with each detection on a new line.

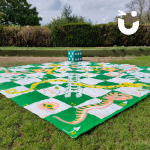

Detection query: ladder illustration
xmin=65 ymin=73 xmax=82 ymax=98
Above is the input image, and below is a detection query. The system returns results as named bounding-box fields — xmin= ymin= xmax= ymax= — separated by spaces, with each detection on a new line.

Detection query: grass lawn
xmin=0 ymin=56 xmax=150 ymax=150
xmin=0 ymin=46 xmax=150 ymax=50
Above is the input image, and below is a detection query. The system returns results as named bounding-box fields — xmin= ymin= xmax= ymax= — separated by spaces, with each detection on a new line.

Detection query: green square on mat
xmin=0 ymin=82 xmax=20 ymax=90
xmin=11 ymin=91 xmax=50 ymax=107
xmin=54 ymin=93 xmax=93 ymax=106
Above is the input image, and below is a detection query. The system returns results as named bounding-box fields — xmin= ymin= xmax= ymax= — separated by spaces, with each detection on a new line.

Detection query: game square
xmin=24 ymin=72 xmax=46 ymax=78
xmin=0 ymin=85 xmax=31 ymax=98
xmin=104 ymin=72 xmax=127 ymax=77
xmin=37 ymin=85 xmax=66 ymax=97
xmin=82 ymin=88 xmax=111 ymax=97
xmin=0 ymin=77 xmax=11 ymax=84
xmin=52 ymin=72 xmax=70 ymax=78
xmin=114 ymin=87 xmax=150 ymax=97
xmin=88 ymin=103 xmax=122 ymax=119
xmin=74 ymin=98 xmax=102 ymax=108
xmin=54 ymin=93 xmax=93 ymax=106
xmin=107 ymin=77 xmax=135 ymax=84
xmin=14 ymin=78 xmax=42 ymax=85
xmin=0 ymin=73 xmax=19 ymax=78
xmin=24 ymin=98 xmax=72 ymax=118
xmin=79 ymin=73 xmax=99 ymax=78
xmin=0 ymin=82 xmax=20 ymax=90
xmin=11 ymin=91 xmax=50 ymax=107
xmin=80 ymin=78 xmax=103 ymax=85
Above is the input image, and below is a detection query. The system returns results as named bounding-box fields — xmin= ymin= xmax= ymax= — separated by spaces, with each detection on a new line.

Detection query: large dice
xmin=68 ymin=50 xmax=82 ymax=62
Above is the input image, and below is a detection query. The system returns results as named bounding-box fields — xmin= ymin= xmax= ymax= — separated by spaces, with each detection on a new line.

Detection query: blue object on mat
xmin=68 ymin=50 xmax=82 ymax=61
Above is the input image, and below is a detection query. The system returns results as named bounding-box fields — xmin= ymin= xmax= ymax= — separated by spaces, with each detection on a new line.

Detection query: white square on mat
xmin=14 ymin=78 xmax=41 ymax=86
xmin=0 ymin=73 xmax=19 ymax=78
xmin=104 ymin=72 xmax=126 ymax=77
xmin=114 ymin=87 xmax=150 ymax=97
xmin=0 ymin=77 xmax=11 ymax=84
xmin=0 ymin=85 xmax=31 ymax=98
xmin=107 ymin=78 xmax=135 ymax=84
xmin=37 ymin=85 xmax=66 ymax=97
xmin=82 ymin=88 xmax=111 ymax=98
xmin=25 ymin=73 xmax=45 ymax=78
xmin=79 ymin=73 xmax=98 ymax=78
xmin=24 ymin=98 xmax=72 ymax=118
xmin=80 ymin=78 xmax=103 ymax=85
xmin=88 ymin=103 xmax=122 ymax=119
xmin=74 ymin=98 xmax=102 ymax=109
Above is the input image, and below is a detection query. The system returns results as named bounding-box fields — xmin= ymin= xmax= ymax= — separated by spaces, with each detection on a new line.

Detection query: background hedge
xmin=51 ymin=23 xmax=93 ymax=47
xmin=1 ymin=48 xmax=150 ymax=57
xmin=17 ymin=26 xmax=52 ymax=47
xmin=0 ymin=23 xmax=150 ymax=47
xmin=1 ymin=26 xmax=20 ymax=46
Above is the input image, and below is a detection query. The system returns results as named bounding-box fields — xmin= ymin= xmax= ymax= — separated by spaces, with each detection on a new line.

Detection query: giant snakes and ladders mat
xmin=0 ymin=61 xmax=150 ymax=138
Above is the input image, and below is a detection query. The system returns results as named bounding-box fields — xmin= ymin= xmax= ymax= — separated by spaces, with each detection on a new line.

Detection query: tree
xmin=46 ymin=4 xmax=92 ymax=29
xmin=142 ymin=0 xmax=150 ymax=23
xmin=125 ymin=0 xmax=147 ymax=24
xmin=114 ymin=13 xmax=139 ymax=25
xmin=0 ymin=0 xmax=42 ymax=26
xmin=61 ymin=4 xmax=72 ymax=21
xmin=0 ymin=12 xmax=5 ymax=24
xmin=113 ymin=0 xmax=150 ymax=24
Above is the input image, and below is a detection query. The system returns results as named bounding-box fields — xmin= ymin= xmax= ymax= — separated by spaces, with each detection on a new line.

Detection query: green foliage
xmin=0 ymin=22 xmax=149 ymax=47
xmin=124 ymin=25 xmax=148 ymax=46
xmin=0 ymin=11 xmax=5 ymax=24
xmin=0 ymin=23 xmax=4 ymax=45
xmin=0 ymin=0 xmax=42 ymax=26
xmin=108 ymin=22 xmax=116 ymax=24
xmin=91 ymin=23 xmax=145 ymax=46
xmin=114 ymin=13 xmax=139 ymax=25
xmin=113 ymin=45 xmax=118 ymax=47
xmin=51 ymin=22 xmax=93 ymax=47
xmin=103 ymin=23 xmax=124 ymax=46
xmin=90 ymin=24 xmax=106 ymax=46
xmin=46 ymin=4 xmax=92 ymax=29
xmin=7 ymin=24 xmax=22 ymax=31
xmin=1 ymin=47 xmax=150 ymax=57
xmin=61 ymin=4 xmax=72 ymax=21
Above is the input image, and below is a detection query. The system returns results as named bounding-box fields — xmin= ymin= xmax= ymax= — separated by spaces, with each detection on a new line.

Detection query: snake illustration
xmin=4 ymin=70 xmax=23 ymax=75
xmin=1 ymin=64 xmax=136 ymax=77
xmin=5 ymin=79 xmax=68 ymax=94
xmin=1 ymin=64 xmax=61 ymax=75
xmin=5 ymin=78 xmax=150 ymax=94
xmin=53 ymin=92 xmax=133 ymax=124
xmin=106 ymin=67 xmax=137 ymax=77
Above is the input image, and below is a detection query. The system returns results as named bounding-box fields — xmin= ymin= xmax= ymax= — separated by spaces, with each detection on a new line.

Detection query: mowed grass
xmin=0 ymin=46 xmax=150 ymax=51
xmin=0 ymin=56 xmax=150 ymax=150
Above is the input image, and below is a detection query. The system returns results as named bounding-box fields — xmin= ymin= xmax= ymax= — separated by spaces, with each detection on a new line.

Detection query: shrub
xmin=51 ymin=22 xmax=93 ymax=47
xmin=122 ymin=24 xmax=148 ymax=46
xmin=0 ymin=24 xmax=4 ymax=46
xmin=1 ymin=26 xmax=20 ymax=46
xmin=17 ymin=26 xmax=52 ymax=47
xmin=91 ymin=24 xmax=106 ymax=46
